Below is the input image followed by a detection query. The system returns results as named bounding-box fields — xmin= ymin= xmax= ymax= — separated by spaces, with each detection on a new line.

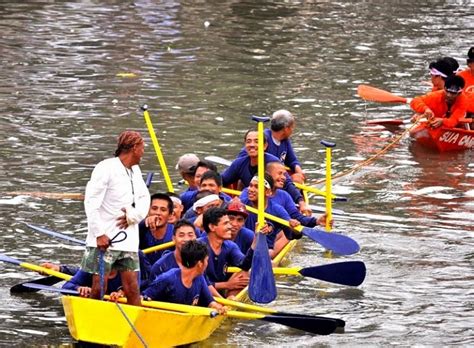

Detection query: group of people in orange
xmin=410 ymin=47 xmax=474 ymax=129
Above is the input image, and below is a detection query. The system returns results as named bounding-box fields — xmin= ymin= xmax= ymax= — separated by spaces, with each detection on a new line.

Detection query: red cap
xmin=225 ymin=201 xmax=248 ymax=218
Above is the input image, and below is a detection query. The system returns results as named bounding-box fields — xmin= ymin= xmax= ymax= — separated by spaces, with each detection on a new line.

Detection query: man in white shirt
xmin=81 ymin=130 xmax=151 ymax=306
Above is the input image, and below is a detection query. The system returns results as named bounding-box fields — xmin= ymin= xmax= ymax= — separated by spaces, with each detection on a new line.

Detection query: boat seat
xmin=457 ymin=117 xmax=473 ymax=130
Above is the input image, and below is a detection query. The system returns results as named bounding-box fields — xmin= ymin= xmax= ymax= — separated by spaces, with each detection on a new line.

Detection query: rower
xmin=411 ymin=75 xmax=468 ymax=129
xmin=428 ymin=57 xmax=458 ymax=92
xmin=142 ymin=240 xmax=227 ymax=314
xmin=457 ymin=47 xmax=474 ymax=94
xmin=176 ymin=153 xmax=200 ymax=211
xmin=139 ymin=193 xmax=175 ymax=265
xmin=200 ymin=207 xmax=269 ymax=297
xmin=236 ymin=110 xmax=306 ymax=184
xmin=167 ymin=192 xmax=185 ymax=224
xmin=242 ymin=174 xmax=302 ymax=257
xmin=148 ymin=219 xmax=223 ymax=299
xmin=183 ymin=190 xmax=223 ymax=231
xmin=225 ymin=200 xmax=254 ymax=254
xmin=240 ymin=161 xmax=329 ymax=228
xmin=221 ymin=129 xmax=309 ymax=213
xmin=182 ymin=170 xmax=232 ymax=217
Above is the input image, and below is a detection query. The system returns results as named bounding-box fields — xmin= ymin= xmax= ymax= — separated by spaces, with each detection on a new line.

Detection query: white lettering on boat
xmin=439 ymin=131 xmax=459 ymax=144
xmin=458 ymin=135 xmax=474 ymax=148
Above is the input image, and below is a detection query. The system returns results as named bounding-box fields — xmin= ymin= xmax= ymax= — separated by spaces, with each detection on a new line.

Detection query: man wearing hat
xmin=457 ymin=47 xmax=474 ymax=94
xmin=410 ymin=75 xmax=469 ymax=129
xmin=428 ymin=57 xmax=458 ymax=92
xmin=225 ymin=200 xmax=255 ymax=254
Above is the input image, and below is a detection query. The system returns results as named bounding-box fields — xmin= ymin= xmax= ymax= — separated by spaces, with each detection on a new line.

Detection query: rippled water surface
xmin=1 ymin=1 xmax=473 ymax=347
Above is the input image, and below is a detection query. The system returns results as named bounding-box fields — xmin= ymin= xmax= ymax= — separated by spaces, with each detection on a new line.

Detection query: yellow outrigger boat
xmin=61 ymin=239 xmax=298 ymax=347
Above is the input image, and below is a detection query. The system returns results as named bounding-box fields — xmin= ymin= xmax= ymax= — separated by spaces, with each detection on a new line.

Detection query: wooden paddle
xmin=141 ymin=105 xmax=174 ymax=193
xmin=227 ymin=260 xmax=366 ymax=287
xmin=244 ymin=205 xmax=360 ymax=255
xmin=357 ymin=84 xmax=409 ymax=104
xmin=248 ymin=115 xmax=277 ymax=304
xmin=25 ymin=223 xmax=175 ymax=254
xmin=215 ymin=297 xmax=345 ymax=328
xmin=21 ymin=283 xmax=339 ymax=335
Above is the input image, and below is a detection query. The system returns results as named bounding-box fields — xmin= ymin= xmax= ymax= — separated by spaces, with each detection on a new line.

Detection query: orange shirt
xmin=457 ymin=68 xmax=474 ymax=95
xmin=410 ymin=90 xmax=468 ymax=128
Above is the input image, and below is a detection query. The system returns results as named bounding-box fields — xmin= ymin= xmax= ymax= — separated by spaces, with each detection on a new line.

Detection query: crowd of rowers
xmin=42 ymin=110 xmax=329 ymax=314
xmin=410 ymin=47 xmax=474 ymax=129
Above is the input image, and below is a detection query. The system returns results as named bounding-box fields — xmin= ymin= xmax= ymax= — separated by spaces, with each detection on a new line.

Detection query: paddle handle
xmin=321 ymin=141 xmax=335 ymax=232
xmin=141 ymin=105 xmax=174 ymax=193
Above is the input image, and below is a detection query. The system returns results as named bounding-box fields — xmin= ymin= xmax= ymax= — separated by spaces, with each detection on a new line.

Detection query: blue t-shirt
xmin=139 ymin=222 xmax=175 ymax=265
xmin=62 ymin=270 xmax=123 ymax=294
xmin=222 ymin=152 xmax=302 ymax=203
xmin=180 ymin=187 xmax=199 ymax=212
xmin=242 ymin=198 xmax=301 ymax=249
xmin=199 ymin=235 xmax=253 ymax=284
xmin=142 ymin=268 xmax=214 ymax=307
xmin=240 ymin=187 xmax=316 ymax=227
xmin=237 ymin=128 xmax=301 ymax=171
xmin=150 ymin=250 xmax=178 ymax=280
xmin=233 ymin=227 xmax=254 ymax=254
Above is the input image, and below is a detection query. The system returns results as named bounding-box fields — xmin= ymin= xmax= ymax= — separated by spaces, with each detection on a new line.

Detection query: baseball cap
xmin=176 ymin=154 xmax=200 ymax=174
xmin=225 ymin=200 xmax=248 ymax=218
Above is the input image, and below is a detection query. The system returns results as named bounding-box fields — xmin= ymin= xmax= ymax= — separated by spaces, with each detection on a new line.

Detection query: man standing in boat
xmin=81 ymin=130 xmax=150 ymax=306
xmin=410 ymin=75 xmax=468 ymax=129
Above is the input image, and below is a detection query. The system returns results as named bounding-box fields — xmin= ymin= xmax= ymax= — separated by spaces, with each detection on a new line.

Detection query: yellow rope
xmin=312 ymin=121 xmax=419 ymax=185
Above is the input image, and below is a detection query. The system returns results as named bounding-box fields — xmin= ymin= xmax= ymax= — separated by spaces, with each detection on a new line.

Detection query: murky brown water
xmin=1 ymin=1 xmax=473 ymax=347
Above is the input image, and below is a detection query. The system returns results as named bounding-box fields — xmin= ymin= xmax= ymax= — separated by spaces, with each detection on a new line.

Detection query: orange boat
xmin=409 ymin=121 xmax=474 ymax=152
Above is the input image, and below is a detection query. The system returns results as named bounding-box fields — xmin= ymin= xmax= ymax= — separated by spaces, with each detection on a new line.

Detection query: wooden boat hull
xmin=62 ymin=240 xmax=297 ymax=347
xmin=409 ymin=123 xmax=474 ymax=152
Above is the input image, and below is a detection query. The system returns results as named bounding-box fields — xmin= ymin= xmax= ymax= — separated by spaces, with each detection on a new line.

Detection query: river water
xmin=0 ymin=1 xmax=473 ymax=347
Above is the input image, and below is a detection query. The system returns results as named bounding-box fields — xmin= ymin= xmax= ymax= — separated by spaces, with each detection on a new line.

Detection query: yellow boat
xmin=62 ymin=239 xmax=298 ymax=347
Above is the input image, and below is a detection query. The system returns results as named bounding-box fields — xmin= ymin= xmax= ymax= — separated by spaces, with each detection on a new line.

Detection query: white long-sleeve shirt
xmin=84 ymin=157 xmax=150 ymax=252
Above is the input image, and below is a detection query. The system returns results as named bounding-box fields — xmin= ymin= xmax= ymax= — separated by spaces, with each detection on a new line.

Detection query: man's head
xmin=180 ymin=240 xmax=209 ymax=274
xmin=149 ymin=193 xmax=173 ymax=227
xmin=193 ymin=190 xmax=222 ymax=215
xmin=225 ymin=200 xmax=248 ymax=239
xmin=173 ymin=219 xmax=197 ymax=250
xmin=114 ymin=131 xmax=145 ymax=164
xmin=199 ymin=170 xmax=222 ymax=194
xmin=266 ymin=161 xmax=286 ymax=189
xmin=247 ymin=173 xmax=274 ymax=202
xmin=271 ymin=110 xmax=295 ymax=139
xmin=167 ymin=192 xmax=184 ymax=224
xmin=444 ymin=75 xmax=465 ymax=104
xmin=176 ymin=154 xmax=200 ymax=185
xmin=194 ymin=160 xmax=218 ymax=186
xmin=202 ymin=207 xmax=232 ymax=240
xmin=429 ymin=58 xmax=455 ymax=90
xmin=244 ymin=130 xmax=267 ymax=157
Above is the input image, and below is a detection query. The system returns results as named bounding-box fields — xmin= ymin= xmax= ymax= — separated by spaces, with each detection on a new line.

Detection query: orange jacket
xmin=410 ymin=90 xmax=468 ymax=128
xmin=457 ymin=69 xmax=474 ymax=95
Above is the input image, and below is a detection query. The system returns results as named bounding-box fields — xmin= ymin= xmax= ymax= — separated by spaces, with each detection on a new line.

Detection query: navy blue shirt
xmin=242 ymin=198 xmax=301 ymax=249
xmin=199 ymin=235 xmax=253 ymax=284
xmin=139 ymin=222 xmax=175 ymax=265
xmin=233 ymin=227 xmax=254 ymax=254
xmin=180 ymin=187 xmax=199 ymax=212
xmin=142 ymin=268 xmax=214 ymax=307
xmin=240 ymin=187 xmax=316 ymax=227
xmin=221 ymin=152 xmax=303 ymax=203
xmin=62 ymin=270 xmax=123 ymax=293
xmin=237 ymin=128 xmax=301 ymax=171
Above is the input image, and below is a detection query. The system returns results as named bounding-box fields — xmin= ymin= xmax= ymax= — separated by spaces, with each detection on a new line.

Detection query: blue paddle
xmin=248 ymin=115 xmax=277 ymax=304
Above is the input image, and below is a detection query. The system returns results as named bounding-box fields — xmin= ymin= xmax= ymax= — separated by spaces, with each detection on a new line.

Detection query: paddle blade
xmin=249 ymin=233 xmax=277 ymax=304
xmin=10 ymin=276 xmax=63 ymax=293
xmin=299 ymin=261 xmax=366 ymax=286
xmin=302 ymin=228 xmax=360 ymax=255
xmin=357 ymin=85 xmax=408 ymax=104
xmin=26 ymin=223 xmax=85 ymax=245
xmin=262 ymin=315 xmax=338 ymax=335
